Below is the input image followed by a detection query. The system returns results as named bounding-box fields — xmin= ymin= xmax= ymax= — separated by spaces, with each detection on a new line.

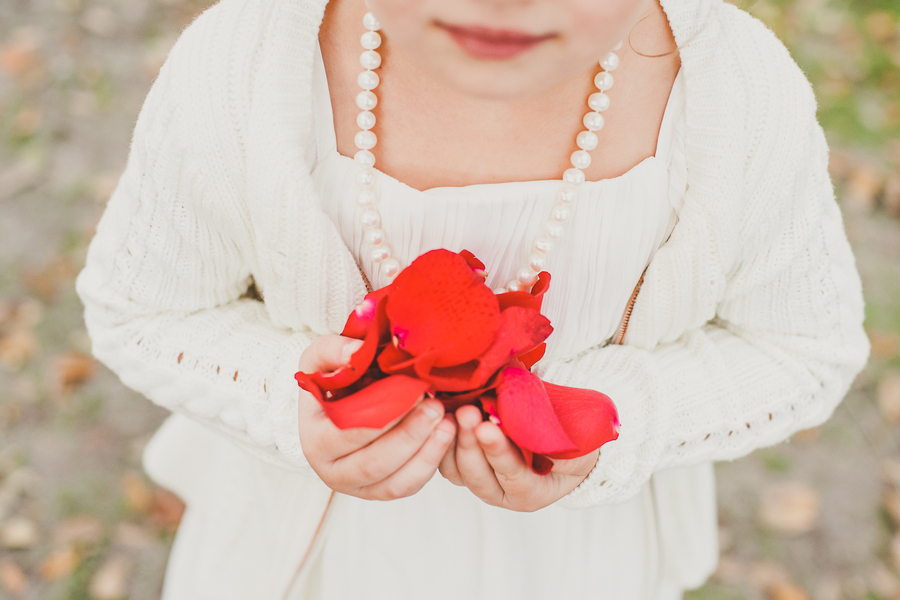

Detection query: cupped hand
xmin=438 ymin=405 xmax=598 ymax=512
xmin=297 ymin=335 xmax=456 ymax=501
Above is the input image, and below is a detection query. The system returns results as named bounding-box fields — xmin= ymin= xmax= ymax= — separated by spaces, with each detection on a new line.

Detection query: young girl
xmin=75 ymin=0 xmax=870 ymax=597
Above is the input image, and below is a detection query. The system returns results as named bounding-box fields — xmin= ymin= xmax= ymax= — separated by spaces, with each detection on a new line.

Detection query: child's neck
xmin=320 ymin=0 xmax=681 ymax=191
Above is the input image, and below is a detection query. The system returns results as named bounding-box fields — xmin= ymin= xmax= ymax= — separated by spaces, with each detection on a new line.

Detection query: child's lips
xmin=437 ymin=22 xmax=556 ymax=60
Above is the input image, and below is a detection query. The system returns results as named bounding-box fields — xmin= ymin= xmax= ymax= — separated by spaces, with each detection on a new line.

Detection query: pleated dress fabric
xmin=281 ymin=44 xmax=706 ymax=600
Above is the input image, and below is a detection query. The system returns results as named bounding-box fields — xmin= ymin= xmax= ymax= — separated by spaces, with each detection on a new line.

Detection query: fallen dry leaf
xmin=54 ymin=351 xmax=96 ymax=395
xmin=878 ymin=369 xmax=900 ymax=424
xmin=844 ymin=164 xmax=884 ymax=213
xmin=766 ymin=581 xmax=811 ymax=600
xmin=23 ymin=256 xmax=77 ymax=303
xmin=89 ymin=555 xmax=132 ymax=600
xmin=0 ymin=329 xmax=39 ymax=370
xmin=865 ymin=11 xmax=897 ymax=43
xmin=150 ymin=487 xmax=185 ymax=532
xmin=758 ymin=482 xmax=820 ymax=535
xmin=112 ymin=522 xmax=154 ymax=551
xmin=885 ymin=174 xmax=900 ymax=218
xmin=53 ymin=515 xmax=102 ymax=547
xmin=792 ymin=427 xmax=821 ymax=443
xmin=121 ymin=472 xmax=153 ymax=515
xmin=0 ymin=27 xmax=47 ymax=88
xmin=38 ymin=546 xmax=80 ymax=581
xmin=0 ymin=517 xmax=38 ymax=550
xmin=870 ymin=330 xmax=900 ymax=359
xmin=0 ymin=559 xmax=27 ymax=595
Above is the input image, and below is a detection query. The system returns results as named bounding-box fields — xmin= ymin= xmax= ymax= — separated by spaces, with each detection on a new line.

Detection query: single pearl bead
xmin=382 ymin=258 xmax=401 ymax=278
xmin=544 ymin=221 xmax=564 ymax=239
xmin=576 ymin=130 xmax=598 ymax=151
xmin=517 ymin=268 xmax=539 ymax=286
xmin=612 ymin=40 xmax=623 ymax=51
xmin=371 ymin=245 xmax=392 ymax=263
xmin=583 ymin=112 xmax=605 ymax=132
xmin=588 ymin=92 xmax=611 ymax=112
xmin=534 ymin=236 xmax=554 ymax=255
xmin=357 ymin=111 xmax=376 ymax=131
xmin=364 ymin=228 xmax=386 ymax=246
xmin=563 ymin=168 xmax=585 ymax=185
xmin=551 ymin=205 xmax=571 ymax=222
xmin=360 ymin=50 xmax=382 ymax=70
xmin=571 ymin=150 xmax=592 ymax=170
xmin=594 ymin=71 xmax=614 ymax=91
xmin=363 ymin=12 xmax=381 ymax=31
xmin=356 ymin=90 xmax=378 ymax=111
xmin=360 ymin=209 xmax=381 ymax=228
xmin=357 ymin=70 xmax=380 ymax=90
xmin=355 ymin=130 xmax=377 ymax=150
xmin=361 ymin=31 xmax=382 ymax=50
xmin=493 ymin=286 xmax=508 ymax=295
xmin=557 ymin=185 xmax=578 ymax=205
xmin=356 ymin=168 xmax=376 ymax=187
xmin=356 ymin=188 xmax=377 ymax=206
xmin=600 ymin=52 xmax=620 ymax=72
xmin=527 ymin=253 xmax=546 ymax=272
xmin=354 ymin=149 xmax=376 ymax=168
xmin=507 ymin=279 xmax=524 ymax=292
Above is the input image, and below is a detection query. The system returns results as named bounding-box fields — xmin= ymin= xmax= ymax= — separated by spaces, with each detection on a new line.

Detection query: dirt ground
xmin=1 ymin=0 xmax=900 ymax=598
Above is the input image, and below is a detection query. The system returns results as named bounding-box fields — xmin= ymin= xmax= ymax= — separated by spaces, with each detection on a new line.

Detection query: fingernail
xmin=341 ymin=340 xmax=364 ymax=362
xmin=435 ymin=421 xmax=454 ymax=443
xmin=421 ymin=401 xmax=442 ymax=421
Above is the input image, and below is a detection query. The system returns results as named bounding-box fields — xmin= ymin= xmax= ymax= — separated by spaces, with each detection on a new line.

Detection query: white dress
xmin=145 ymin=43 xmax=718 ymax=600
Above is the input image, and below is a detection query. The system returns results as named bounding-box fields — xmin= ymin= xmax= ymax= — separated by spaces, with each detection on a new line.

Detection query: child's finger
xmin=437 ymin=415 xmax=463 ymax=486
xmin=454 ymin=405 xmax=503 ymax=502
xmin=474 ymin=421 xmax=533 ymax=493
xmin=362 ymin=417 xmax=457 ymax=500
xmin=296 ymin=387 xmax=414 ymax=461
xmin=331 ymin=399 xmax=445 ymax=484
xmin=297 ymin=335 xmax=363 ymax=374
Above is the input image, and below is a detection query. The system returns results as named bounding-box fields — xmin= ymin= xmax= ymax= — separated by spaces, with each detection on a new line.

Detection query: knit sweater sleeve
xmin=75 ymin=6 xmax=316 ymax=474
xmin=542 ymin=20 xmax=870 ymax=508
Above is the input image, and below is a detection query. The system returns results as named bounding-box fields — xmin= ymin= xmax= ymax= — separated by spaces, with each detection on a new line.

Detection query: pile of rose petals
xmin=295 ymin=249 xmax=619 ymax=474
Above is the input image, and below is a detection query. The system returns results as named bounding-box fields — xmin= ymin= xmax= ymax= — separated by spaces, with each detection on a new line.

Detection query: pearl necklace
xmin=352 ymin=12 xmax=621 ymax=293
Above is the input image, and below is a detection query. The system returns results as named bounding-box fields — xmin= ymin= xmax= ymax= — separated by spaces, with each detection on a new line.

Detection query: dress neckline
xmin=312 ymin=41 xmax=685 ymax=193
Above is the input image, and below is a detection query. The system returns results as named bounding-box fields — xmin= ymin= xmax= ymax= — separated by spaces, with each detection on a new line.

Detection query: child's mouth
xmin=436 ymin=22 xmax=556 ymax=60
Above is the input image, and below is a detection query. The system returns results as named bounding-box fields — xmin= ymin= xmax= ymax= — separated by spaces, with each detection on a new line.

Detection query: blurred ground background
xmin=0 ymin=0 xmax=898 ymax=598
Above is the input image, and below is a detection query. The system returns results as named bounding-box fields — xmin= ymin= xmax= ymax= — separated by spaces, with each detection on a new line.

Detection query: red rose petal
xmin=542 ymin=380 xmax=619 ymax=459
xmin=459 ymin=249 xmax=486 ymax=272
xmin=342 ymin=286 xmax=391 ymax=340
xmin=299 ymin=373 xmax=432 ymax=430
xmin=386 ymin=250 xmax=501 ymax=368
xmin=517 ymin=343 xmax=546 ymax=370
xmin=376 ymin=343 xmax=417 ymax=375
xmin=495 ymin=367 xmax=576 ymax=455
xmin=528 ymin=451 xmax=555 ymax=475
xmin=471 ymin=307 xmax=551 ymax=381
xmin=412 ymin=307 xmax=551 ymax=393
xmin=310 ymin=291 xmax=390 ymax=390
xmin=497 ymin=271 xmax=550 ymax=313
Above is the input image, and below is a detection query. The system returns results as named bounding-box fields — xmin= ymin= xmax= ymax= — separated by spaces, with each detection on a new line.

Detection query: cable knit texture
xmin=76 ymin=0 xmax=869 ymax=504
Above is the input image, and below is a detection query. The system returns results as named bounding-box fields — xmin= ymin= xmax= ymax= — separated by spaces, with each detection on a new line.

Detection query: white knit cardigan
xmin=76 ymin=0 xmax=870 ymax=508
